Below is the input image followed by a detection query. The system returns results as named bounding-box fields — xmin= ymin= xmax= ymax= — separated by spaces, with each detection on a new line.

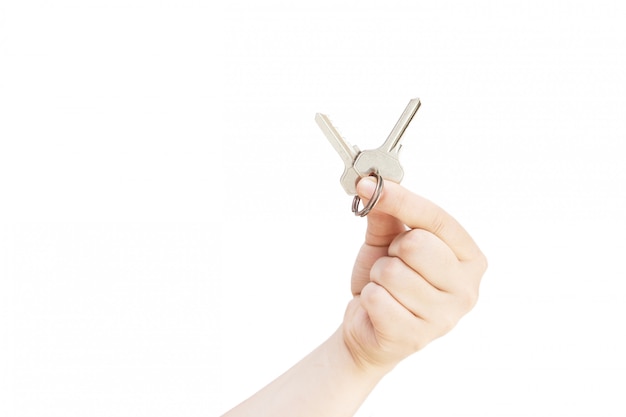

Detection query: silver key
xmin=353 ymin=98 xmax=421 ymax=182
xmin=314 ymin=113 xmax=362 ymax=195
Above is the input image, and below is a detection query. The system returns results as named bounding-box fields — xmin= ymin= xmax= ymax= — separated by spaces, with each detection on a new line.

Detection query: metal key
xmin=352 ymin=98 xmax=421 ymax=183
xmin=314 ymin=113 xmax=362 ymax=195
xmin=315 ymin=98 xmax=421 ymax=215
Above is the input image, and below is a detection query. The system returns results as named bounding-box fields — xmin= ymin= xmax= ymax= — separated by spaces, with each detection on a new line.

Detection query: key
xmin=352 ymin=98 xmax=421 ymax=183
xmin=315 ymin=113 xmax=362 ymax=195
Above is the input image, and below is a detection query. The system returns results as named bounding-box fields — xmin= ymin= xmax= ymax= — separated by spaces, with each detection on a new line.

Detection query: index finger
xmin=357 ymin=177 xmax=481 ymax=262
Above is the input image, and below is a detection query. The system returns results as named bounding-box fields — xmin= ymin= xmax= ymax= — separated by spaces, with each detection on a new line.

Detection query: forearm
xmin=221 ymin=327 xmax=387 ymax=417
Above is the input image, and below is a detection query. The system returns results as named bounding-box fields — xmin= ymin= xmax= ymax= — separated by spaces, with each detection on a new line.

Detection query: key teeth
xmin=315 ymin=113 xmax=355 ymax=150
xmin=330 ymin=122 xmax=351 ymax=147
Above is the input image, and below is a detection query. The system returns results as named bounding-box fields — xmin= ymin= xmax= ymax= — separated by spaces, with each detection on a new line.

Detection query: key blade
xmin=379 ymin=98 xmax=421 ymax=154
xmin=315 ymin=112 xmax=361 ymax=195
xmin=315 ymin=113 xmax=359 ymax=166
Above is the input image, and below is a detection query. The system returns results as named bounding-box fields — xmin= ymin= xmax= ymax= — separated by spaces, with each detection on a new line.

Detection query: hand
xmin=222 ymin=178 xmax=487 ymax=417
xmin=342 ymin=178 xmax=487 ymax=372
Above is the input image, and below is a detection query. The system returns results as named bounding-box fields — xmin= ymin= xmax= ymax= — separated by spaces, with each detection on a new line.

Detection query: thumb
xmin=356 ymin=177 xmax=405 ymax=247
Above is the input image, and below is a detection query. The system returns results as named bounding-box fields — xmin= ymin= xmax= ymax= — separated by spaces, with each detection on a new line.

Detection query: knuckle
xmin=442 ymin=319 xmax=457 ymax=335
xmin=410 ymin=332 xmax=427 ymax=352
xmin=458 ymin=287 xmax=479 ymax=311
xmin=385 ymin=256 xmax=406 ymax=276
xmin=372 ymin=256 xmax=405 ymax=285
xmin=396 ymin=228 xmax=430 ymax=256
xmin=389 ymin=185 xmax=408 ymax=216
xmin=405 ymin=319 xmax=427 ymax=352
xmin=429 ymin=211 xmax=448 ymax=237
xmin=477 ymin=252 xmax=488 ymax=273
xmin=360 ymin=282 xmax=383 ymax=305
xmin=438 ymin=313 xmax=458 ymax=335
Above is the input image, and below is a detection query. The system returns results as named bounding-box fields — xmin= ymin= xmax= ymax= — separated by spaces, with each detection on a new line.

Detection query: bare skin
xmin=223 ymin=177 xmax=487 ymax=417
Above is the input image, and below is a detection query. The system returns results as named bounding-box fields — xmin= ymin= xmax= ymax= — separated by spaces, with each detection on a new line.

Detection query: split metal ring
xmin=351 ymin=171 xmax=384 ymax=217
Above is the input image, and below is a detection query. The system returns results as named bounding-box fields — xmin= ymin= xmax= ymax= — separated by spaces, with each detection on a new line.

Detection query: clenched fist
xmin=343 ymin=177 xmax=487 ymax=371
xmin=224 ymin=177 xmax=488 ymax=417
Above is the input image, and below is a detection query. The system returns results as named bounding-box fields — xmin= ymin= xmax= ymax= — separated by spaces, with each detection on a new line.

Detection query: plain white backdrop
xmin=1 ymin=1 xmax=625 ymax=416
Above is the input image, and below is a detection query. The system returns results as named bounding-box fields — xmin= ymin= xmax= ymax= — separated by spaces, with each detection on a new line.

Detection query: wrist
xmin=329 ymin=326 xmax=392 ymax=383
xmin=222 ymin=327 xmax=390 ymax=417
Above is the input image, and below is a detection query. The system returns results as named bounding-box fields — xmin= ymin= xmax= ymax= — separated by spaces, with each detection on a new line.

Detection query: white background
xmin=1 ymin=1 xmax=625 ymax=416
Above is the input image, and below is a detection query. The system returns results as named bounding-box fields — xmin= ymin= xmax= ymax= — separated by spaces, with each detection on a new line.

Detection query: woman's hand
xmin=343 ymin=177 xmax=488 ymax=372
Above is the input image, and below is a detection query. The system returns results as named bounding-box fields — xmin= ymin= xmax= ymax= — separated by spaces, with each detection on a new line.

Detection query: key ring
xmin=352 ymin=171 xmax=384 ymax=217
